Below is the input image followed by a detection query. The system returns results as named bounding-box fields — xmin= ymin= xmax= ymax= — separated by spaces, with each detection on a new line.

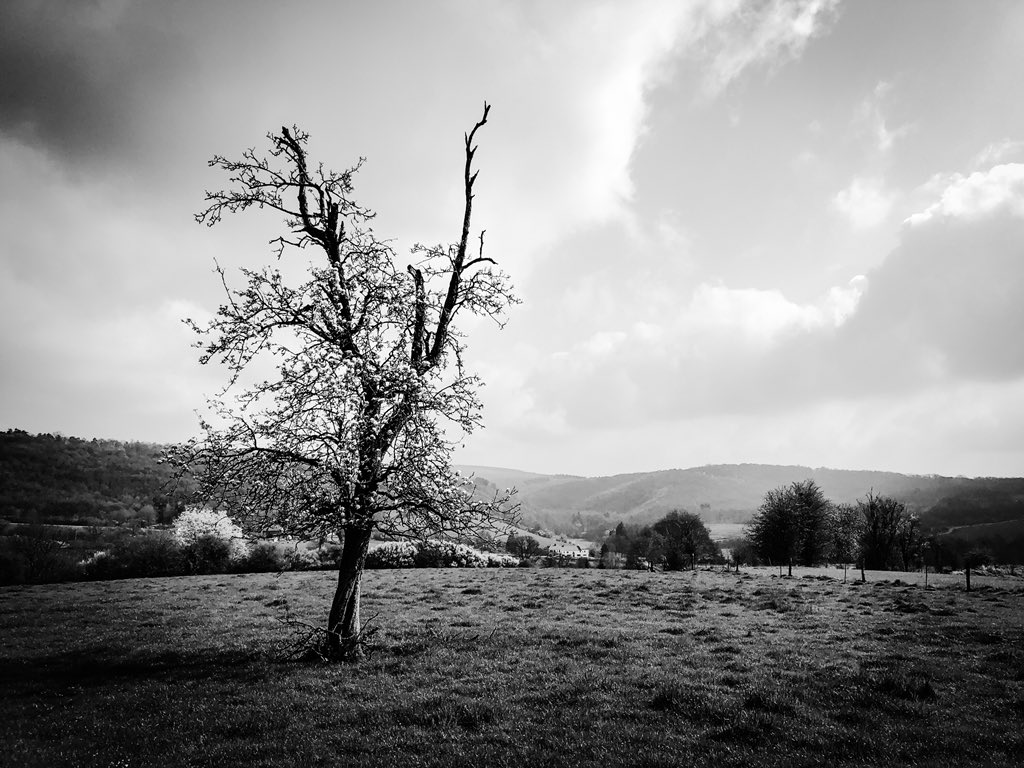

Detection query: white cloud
xmin=522 ymin=275 xmax=868 ymax=430
xmin=688 ymin=283 xmax=825 ymax=340
xmin=468 ymin=0 xmax=702 ymax=266
xmin=683 ymin=275 xmax=866 ymax=343
xmin=823 ymin=275 xmax=869 ymax=325
xmin=461 ymin=375 xmax=1024 ymax=478
xmin=0 ymin=288 xmax=218 ymax=441
xmin=520 ymin=156 xmax=1024 ymax=435
xmin=834 ymin=176 xmax=896 ymax=229
xmin=971 ymin=139 xmax=1024 ymax=169
xmin=905 ymin=163 xmax=1024 ymax=225
xmin=698 ymin=0 xmax=840 ymax=95
xmin=856 ymin=81 xmax=911 ymax=154
xmin=582 ymin=330 xmax=629 ymax=357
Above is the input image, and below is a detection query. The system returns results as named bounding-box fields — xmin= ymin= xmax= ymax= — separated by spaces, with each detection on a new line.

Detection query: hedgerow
xmin=366 ymin=539 xmax=519 ymax=569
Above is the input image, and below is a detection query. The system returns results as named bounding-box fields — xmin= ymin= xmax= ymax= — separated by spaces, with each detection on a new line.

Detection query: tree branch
xmin=427 ymin=102 xmax=490 ymax=365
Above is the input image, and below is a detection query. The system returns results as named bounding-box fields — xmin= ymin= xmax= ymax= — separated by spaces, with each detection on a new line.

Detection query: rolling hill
xmin=458 ymin=462 xmax=1024 ymax=539
xmin=3 ymin=430 xmax=1022 ymax=546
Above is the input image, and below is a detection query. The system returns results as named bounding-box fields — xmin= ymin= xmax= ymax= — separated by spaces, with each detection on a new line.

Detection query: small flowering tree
xmin=172 ymin=506 xmax=247 ymax=558
xmin=170 ymin=104 xmax=517 ymax=658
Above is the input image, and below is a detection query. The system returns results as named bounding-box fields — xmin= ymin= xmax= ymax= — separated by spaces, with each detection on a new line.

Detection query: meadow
xmin=3 ymin=566 xmax=1023 ymax=767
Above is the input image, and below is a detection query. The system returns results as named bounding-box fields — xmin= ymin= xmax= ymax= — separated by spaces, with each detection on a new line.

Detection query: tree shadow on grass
xmin=1 ymin=646 xmax=269 ymax=693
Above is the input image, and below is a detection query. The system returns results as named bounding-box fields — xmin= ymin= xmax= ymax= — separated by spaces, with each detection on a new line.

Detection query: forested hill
xmin=3 ymin=429 xmax=1022 ymax=534
xmin=460 ymin=463 xmax=1024 ymax=537
xmin=0 ymin=430 xmax=190 ymax=525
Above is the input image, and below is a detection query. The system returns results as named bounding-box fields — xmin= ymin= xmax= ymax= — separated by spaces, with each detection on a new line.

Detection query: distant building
xmin=548 ymin=544 xmax=588 ymax=559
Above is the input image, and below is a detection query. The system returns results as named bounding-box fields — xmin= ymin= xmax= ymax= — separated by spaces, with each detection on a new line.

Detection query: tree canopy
xmin=653 ymin=510 xmax=718 ymax=570
xmin=747 ymin=480 xmax=831 ymax=573
xmin=602 ymin=511 xmax=719 ymax=570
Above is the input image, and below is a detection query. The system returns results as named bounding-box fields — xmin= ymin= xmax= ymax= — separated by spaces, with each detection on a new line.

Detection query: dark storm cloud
xmin=0 ymin=1 xmax=182 ymax=163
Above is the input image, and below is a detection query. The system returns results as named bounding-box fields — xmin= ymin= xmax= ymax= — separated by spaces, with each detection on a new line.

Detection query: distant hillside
xmin=458 ymin=463 xmax=1024 ymax=538
xmin=0 ymin=429 xmax=191 ymax=525
xmin=4 ymin=430 xmax=1021 ymax=540
xmin=457 ymin=465 xmax=584 ymax=499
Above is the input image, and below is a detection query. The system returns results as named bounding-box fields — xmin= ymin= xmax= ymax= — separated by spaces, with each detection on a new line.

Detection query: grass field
xmin=3 ymin=566 xmax=1023 ymax=767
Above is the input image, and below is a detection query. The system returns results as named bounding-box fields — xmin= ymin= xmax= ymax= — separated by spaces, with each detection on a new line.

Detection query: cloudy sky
xmin=2 ymin=0 xmax=1024 ymax=478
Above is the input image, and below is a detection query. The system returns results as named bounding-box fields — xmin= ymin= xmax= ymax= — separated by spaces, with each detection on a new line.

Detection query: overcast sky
xmin=2 ymin=0 xmax=1024 ymax=478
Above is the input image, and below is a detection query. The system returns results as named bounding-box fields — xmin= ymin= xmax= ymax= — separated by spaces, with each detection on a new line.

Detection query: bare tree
xmin=170 ymin=104 xmax=518 ymax=659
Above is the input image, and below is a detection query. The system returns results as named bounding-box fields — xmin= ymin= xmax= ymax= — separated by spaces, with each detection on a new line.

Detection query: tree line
xmin=596 ymin=511 xmax=721 ymax=570
xmin=739 ymin=479 xmax=1007 ymax=575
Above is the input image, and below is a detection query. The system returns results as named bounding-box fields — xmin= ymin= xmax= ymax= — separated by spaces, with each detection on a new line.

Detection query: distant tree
xmin=964 ymin=546 xmax=993 ymax=568
xmin=505 ymin=533 xmax=541 ymax=558
xmin=4 ymin=525 xmax=69 ymax=583
xmin=600 ymin=522 xmax=654 ymax=568
xmin=790 ymin=480 xmax=832 ymax=566
xmin=729 ymin=538 xmax=759 ymax=567
xmin=858 ymin=492 xmax=920 ymax=571
xmin=653 ymin=510 xmax=717 ymax=570
xmin=467 ymin=531 xmax=500 ymax=553
xmin=828 ymin=503 xmax=862 ymax=563
xmin=828 ymin=502 xmax=863 ymax=581
xmin=747 ymin=487 xmax=798 ymax=574
xmin=169 ymin=104 xmax=518 ymax=659
xmin=895 ymin=511 xmax=922 ymax=570
xmin=135 ymin=504 xmax=158 ymax=526
xmin=629 ymin=527 xmax=665 ymax=570
xmin=963 ymin=546 xmax=995 ymax=593
xmin=748 ymin=480 xmax=831 ymax=574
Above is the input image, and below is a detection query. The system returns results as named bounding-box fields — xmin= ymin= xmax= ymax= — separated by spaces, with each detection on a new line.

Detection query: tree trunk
xmin=327 ymin=525 xmax=373 ymax=659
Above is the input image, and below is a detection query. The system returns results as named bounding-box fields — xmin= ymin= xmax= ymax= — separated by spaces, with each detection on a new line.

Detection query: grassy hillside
xmin=3 ymin=568 xmax=1023 ymax=767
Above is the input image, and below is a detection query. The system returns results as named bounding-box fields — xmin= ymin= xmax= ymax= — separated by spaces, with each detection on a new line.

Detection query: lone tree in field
xmin=172 ymin=104 xmax=517 ymax=659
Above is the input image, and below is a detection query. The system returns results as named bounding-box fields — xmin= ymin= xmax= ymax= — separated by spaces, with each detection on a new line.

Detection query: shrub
xmin=236 ymin=542 xmax=285 ymax=573
xmin=182 ymin=533 xmax=233 ymax=574
xmin=315 ymin=543 xmax=343 ymax=569
xmin=90 ymin=532 xmax=186 ymax=579
xmin=365 ymin=540 xmax=519 ymax=569
xmin=284 ymin=546 xmax=320 ymax=571
xmin=414 ymin=540 xmax=487 ymax=568
xmin=366 ymin=541 xmax=418 ymax=569
xmin=0 ymin=541 xmax=29 ymax=585
xmin=486 ymin=552 xmax=520 ymax=568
